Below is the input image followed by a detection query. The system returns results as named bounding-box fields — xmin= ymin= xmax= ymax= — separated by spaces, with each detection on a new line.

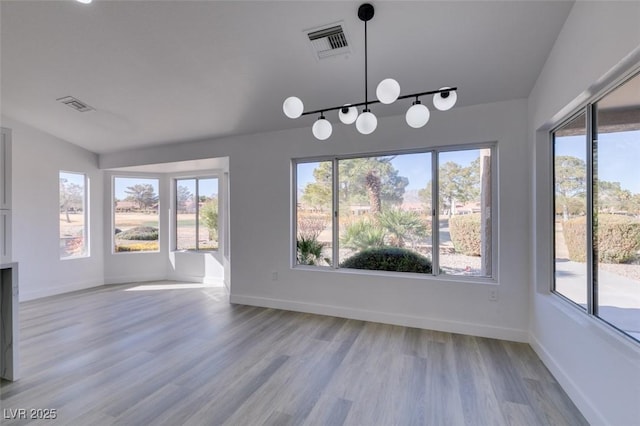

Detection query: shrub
xmin=115 ymin=241 xmax=159 ymax=252
xmin=340 ymin=219 xmax=385 ymax=250
xmin=563 ymin=214 xmax=640 ymax=263
xmin=377 ymin=208 xmax=428 ymax=247
xmin=116 ymin=226 xmax=158 ymax=241
xmin=297 ymin=235 xmax=330 ymax=266
xmin=200 ymin=200 xmax=218 ymax=240
xmin=449 ymin=214 xmax=481 ymax=256
xmin=340 ymin=247 xmax=433 ymax=274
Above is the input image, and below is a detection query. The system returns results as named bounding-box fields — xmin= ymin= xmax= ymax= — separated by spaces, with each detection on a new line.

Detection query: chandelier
xmin=282 ymin=3 xmax=458 ymax=140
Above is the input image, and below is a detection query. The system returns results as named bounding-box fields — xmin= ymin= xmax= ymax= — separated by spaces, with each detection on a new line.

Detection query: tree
xmin=437 ymin=161 xmax=479 ymax=217
xmin=125 ymin=184 xmax=158 ymax=210
xmin=301 ymin=157 xmax=408 ymax=212
xmin=177 ymin=185 xmax=192 ymax=213
xmin=377 ymin=208 xmax=427 ymax=248
xmin=365 ymin=170 xmax=382 ymax=214
xmin=301 ymin=163 xmax=332 ymax=209
xmin=418 ymin=182 xmax=432 ymax=212
xmin=59 ymin=178 xmax=83 ymax=223
xmin=200 ymin=199 xmax=218 ymax=241
xmin=555 ymin=155 xmax=586 ymax=220
xmin=597 ymin=181 xmax=633 ymax=213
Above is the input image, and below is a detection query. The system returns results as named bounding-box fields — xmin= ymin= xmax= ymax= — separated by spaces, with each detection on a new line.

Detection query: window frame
xmin=112 ymin=175 xmax=161 ymax=254
xmin=59 ymin=170 xmax=89 ymax=260
xmin=292 ymin=142 xmax=498 ymax=282
xmin=174 ymin=175 xmax=220 ymax=252
xmin=550 ymin=69 xmax=640 ymax=344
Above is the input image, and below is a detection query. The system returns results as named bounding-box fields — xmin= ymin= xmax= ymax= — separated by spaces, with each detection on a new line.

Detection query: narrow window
xmin=296 ymin=161 xmax=333 ymax=266
xmin=553 ymin=113 xmax=588 ymax=308
xmin=59 ymin=171 xmax=88 ymax=259
xmin=438 ymin=149 xmax=492 ymax=277
xmin=113 ymin=177 xmax=159 ymax=253
xmin=176 ymin=177 xmax=219 ymax=251
xmin=593 ymin=74 xmax=640 ymax=338
xmin=552 ymin=70 xmax=639 ymax=343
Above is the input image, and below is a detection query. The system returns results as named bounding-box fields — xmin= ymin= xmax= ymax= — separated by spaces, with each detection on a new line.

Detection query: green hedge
xmin=116 ymin=226 xmax=158 ymax=241
xmin=563 ymin=214 xmax=640 ymax=263
xmin=449 ymin=214 xmax=481 ymax=256
xmin=339 ymin=247 xmax=433 ymax=274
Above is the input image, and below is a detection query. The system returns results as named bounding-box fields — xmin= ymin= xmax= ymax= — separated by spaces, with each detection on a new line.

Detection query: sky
xmin=60 ymin=171 xmax=85 ymax=187
xmin=113 ymin=177 xmax=159 ymax=200
xmin=114 ymin=177 xmax=219 ymax=200
xmin=297 ymin=149 xmax=482 ymax=192
xmin=555 ymin=130 xmax=640 ymax=194
xmin=175 ymin=178 xmax=218 ymax=199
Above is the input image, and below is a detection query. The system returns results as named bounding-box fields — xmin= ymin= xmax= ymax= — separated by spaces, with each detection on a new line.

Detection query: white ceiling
xmin=1 ymin=0 xmax=574 ymax=154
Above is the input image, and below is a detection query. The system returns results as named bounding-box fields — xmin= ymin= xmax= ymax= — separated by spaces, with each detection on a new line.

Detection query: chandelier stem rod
xmin=364 ymin=19 xmax=368 ymax=109
xmin=299 ymin=87 xmax=458 ymax=117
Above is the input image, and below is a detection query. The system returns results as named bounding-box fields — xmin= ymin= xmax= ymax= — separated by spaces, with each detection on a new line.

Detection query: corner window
xmin=113 ymin=177 xmax=159 ymax=253
xmin=59 ymin=171 xmax=88 ymax=259
xmin=294 ymin=144 xmax=495 ymax=278
xmin=175 ymin=177 xmax=219 ymax=251
xmin=553 ymin=71 xmax=640 ymax=342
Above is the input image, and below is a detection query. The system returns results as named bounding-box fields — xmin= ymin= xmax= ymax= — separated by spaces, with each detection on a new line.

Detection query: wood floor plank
xmin=0 ymin=282 xmax=588 ymax=425
xmin=452 ymin=334 xmax=506 ymax=426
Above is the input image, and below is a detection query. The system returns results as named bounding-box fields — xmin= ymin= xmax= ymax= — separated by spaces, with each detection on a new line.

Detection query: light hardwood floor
xmin=1 ymin=282 xmax=588 ymax=425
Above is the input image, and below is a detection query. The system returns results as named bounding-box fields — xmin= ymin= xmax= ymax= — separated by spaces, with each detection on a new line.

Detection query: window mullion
xmin=332 ymin=158 xmax=339 ymax=269
xmin=431 ymin=152 xmax=439 ymax=275
xmin=195 ymin=179 xmax=200 ymax=251
xmin=586 ymin=104 xmax=598 ymax=316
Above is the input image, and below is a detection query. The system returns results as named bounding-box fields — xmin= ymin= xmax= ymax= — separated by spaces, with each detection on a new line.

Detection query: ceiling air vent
xmin=56 ymin=96 xmax=94 ymax=112
xmin=306 ymin=22 xmax=351 ymax=60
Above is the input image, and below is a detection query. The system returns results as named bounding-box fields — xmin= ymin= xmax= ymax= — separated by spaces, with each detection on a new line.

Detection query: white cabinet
xmin=0 ymin=128 xmax=11 ymax=210
xmin=0 ymin=210 xmax=11 ymax=263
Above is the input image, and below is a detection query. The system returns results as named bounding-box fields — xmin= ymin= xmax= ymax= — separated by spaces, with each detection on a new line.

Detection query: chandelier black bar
xmin=300 ymin=87 xmax=458 ymax=117
xmin=282 ymin=3 xmax=458 ymax=138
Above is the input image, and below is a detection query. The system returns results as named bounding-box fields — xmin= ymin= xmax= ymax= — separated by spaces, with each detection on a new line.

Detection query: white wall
xmin=528 ymin=1 xmax=640 ymax=425
xmin=1 ymin=116 xmax=104 ymax=301
xmin=100 ymin=97 xmax=531 ymax=342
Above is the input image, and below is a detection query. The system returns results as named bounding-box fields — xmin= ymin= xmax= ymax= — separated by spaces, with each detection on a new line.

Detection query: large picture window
xmin=294 ymin=144 xmax=495 ymax=278
xmin=175 ymin=177 xmax=219 ymax=251
xmin=113 ymin=177 xmax=159 ymax=253
xmin=553 ymin=71 xmax=640 ymax=343
xmin=59 ymin=171 xmax=88 ymax=259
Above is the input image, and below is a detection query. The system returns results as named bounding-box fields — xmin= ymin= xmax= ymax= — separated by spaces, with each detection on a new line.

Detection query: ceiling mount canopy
xmin=283 ymin=3 xmax=458 ymax=140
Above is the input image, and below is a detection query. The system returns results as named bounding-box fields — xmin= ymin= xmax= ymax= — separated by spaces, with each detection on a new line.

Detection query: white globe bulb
xmin=376 ymin=78 xmax=401 ymax=104
xmin=283 ymin=96 xmax=304 ymax=119
xmin=355 ymin=111 xmax=377 ymax=135
xmin=433 ymin=88 xmax=457 ymax=111
xmin=405 ymin=103 xmax=430 ymax=128
xmin=312 ymin=118 xmax=332 ymax=140
xmin=338 ymin=104 xmax=358 ymax=124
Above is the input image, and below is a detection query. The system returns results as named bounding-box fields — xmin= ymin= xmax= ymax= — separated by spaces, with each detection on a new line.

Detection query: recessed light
xmin=76 ymin=0 xmax=93 ymax=4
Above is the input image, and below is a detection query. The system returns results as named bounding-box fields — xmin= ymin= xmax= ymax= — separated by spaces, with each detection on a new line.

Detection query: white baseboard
xmin=166 ymin=273 xmax=225 ymax=286
xmin=529 ymin=333 xmax=606 ymax=426
xmin=103 ymin=274 xmax=166 ymax=285
xmin=229 ymin=294 xmax=528 ymax=342
xmin=20 ymin=279 xmax=103 ymax=301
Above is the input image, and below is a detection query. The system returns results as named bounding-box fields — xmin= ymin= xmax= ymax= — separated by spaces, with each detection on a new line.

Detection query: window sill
xmin=548 ymin=292 xmax=640 ymax=356
xmin=292 ymin=264 xmax=497 ymax=285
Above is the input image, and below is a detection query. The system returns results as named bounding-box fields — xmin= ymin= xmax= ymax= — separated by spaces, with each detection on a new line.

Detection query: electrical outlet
xmin=488 ymin=288 xmax=498 ymax=301
xmin=271 ymin=271 xmax=278 ymax=281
